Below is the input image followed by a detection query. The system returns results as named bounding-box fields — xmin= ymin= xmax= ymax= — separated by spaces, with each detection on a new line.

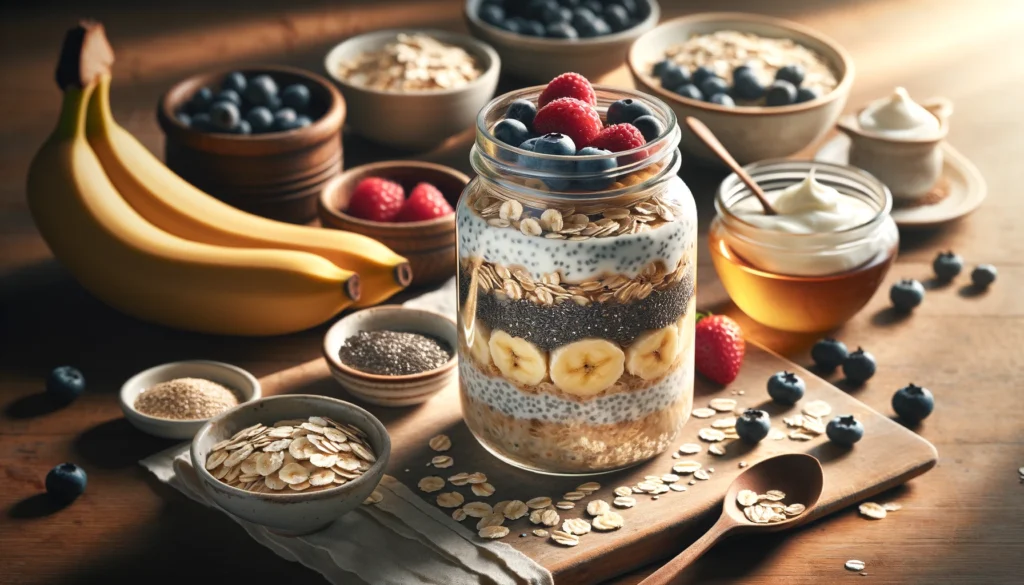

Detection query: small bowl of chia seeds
xmin=323 ymin=306 xmax=457 ymax=407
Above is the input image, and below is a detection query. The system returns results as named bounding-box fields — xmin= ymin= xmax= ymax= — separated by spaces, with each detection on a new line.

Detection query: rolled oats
xmin=335 ymin=34 xmax=483 ymax=92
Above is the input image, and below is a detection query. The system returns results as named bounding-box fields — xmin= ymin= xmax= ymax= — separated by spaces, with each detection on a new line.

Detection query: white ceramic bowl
xmin=628 ymin=12 xmax=854 ymax=165
xmin=464 ymin=0 xmax=660 ymax=83
xmin=191 ymin=394 xmax=391 ymax=535
xmin=323 ymin=306 xmax=457 ymax=407
xmin=119 ymin=360 xmax=261 ymax=440
xmin=324 ymin=28 xmax=500 ymax=151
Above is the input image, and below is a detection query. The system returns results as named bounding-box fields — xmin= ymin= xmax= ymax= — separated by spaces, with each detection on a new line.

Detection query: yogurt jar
xmin=457 ymin=86 xmax=696 ymax=475
xmin=709 ymin=160 xmax=898 ymax=332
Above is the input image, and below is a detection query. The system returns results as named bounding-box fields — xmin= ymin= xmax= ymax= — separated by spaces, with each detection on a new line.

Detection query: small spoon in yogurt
xmin=685 ymin=116 xmax=777 ymax=216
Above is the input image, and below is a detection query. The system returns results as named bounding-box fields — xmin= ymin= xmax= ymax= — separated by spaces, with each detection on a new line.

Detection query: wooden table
xmin=2 ymin=1 xmax=1022 ymax=583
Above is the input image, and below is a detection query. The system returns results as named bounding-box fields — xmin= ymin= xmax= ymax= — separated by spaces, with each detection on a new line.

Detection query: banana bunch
xmin=26 ymin=24 xmax=411 ymax=336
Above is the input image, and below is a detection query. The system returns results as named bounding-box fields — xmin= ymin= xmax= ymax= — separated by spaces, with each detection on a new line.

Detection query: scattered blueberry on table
xmin=970 ymin=264 xmax=997 ymax=288
xmin=767 ymin=370 xmax=806 ymax=405
xmin=892 ymin=384 xmax=935 ymax=423
xmin=46 ymin=463 xmax=87 ymax=504
xmin=890 ymin=278 xmax=926 ymax=311
xmin=826 ymin=415 xmax=865 ymax=446
xmin=842 ymin=348 xmax=877 ymax=384
xmin=46 ymin=366 xmax=85 ymax=402
xmin=178 ymin=72 xmax=316 ymax=135
xmin=479 ymin=0 xmax=650 ymax=39
xmin=932 ymin=251 xmax=963 ymax=281
xmin=811 ymin=338 xmax=849 ymax=371
xmin=735 ymin=409 xmax=771 ymax=443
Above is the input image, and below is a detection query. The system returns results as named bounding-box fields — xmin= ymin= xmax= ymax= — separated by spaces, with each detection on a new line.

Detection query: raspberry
xmin=347 ymin=177 xmax=404 ymax=222
xmin=588 ymin=123 xmax=646 ymax=152
xmin=538 ymin=72 xmax=597 ymax=108
xmin=533 ymin=98 xmax=603 ymax=150
xmin=395 ymin=182 xmax=454 ymax=222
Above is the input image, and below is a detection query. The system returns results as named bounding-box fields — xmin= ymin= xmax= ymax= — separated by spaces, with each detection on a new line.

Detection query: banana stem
xmin=55 ymin=83 xmax=95 ymax=141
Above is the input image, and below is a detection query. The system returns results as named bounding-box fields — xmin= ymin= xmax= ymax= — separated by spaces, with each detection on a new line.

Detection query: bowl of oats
xmin=324 ymin=29 xmax=500 ymax=151
xmin=191 ymin=394 xmax=391 ymax=536
xmin=628 ymin=12 xmax=854 ymax=165
xmin=119 ymin=360 xmax=261 ymax=440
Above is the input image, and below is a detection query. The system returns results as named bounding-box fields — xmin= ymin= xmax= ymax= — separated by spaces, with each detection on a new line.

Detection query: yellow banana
xmin=27 ymin=82 xmax=361 ymax=336
xmin=86 ymin=74 xmax=412 ymax=307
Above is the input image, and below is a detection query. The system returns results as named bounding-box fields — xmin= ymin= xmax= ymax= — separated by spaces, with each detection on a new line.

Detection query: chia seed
xmin=339 ymin=330 xmax=452 ymax=376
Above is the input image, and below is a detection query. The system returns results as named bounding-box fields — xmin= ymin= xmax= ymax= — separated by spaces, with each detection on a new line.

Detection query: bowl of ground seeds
xmin=119 ymin=360 xmax=261 ymax=439
xmin=323 ymin=306 xmax=457 ymax=407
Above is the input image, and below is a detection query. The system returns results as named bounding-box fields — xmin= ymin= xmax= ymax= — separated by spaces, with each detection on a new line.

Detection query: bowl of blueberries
xmin=465 ymin=0 xmax=660 ymax=83
xmin=628 ymin=12 xmax=855 ymax=165
xmin=158 ymin=66 xmax=346 ymax=224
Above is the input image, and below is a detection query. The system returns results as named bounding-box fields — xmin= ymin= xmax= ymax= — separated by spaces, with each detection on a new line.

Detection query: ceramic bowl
xmin=158 ymin=66 xmax=346 ymax=224
xmin=119 ymin=360 xmax=261 ymax=440
xmin=323 ymin=306 xmax=457 ymax=407
xmin=464 ymin=0 xmax=661 ymax=83
xmin=191 ymin=394 xmax=391 ymax=536
xmin=628 ymin=12 xmax=854 ymax=165
xmin=324 ymin=29 xmax=500 ymax=151
xmin=319 ymin=161 xmax=468 ymax=287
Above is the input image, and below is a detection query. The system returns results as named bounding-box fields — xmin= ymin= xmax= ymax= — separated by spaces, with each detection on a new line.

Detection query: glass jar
xmin=709 ymin=160 xmax=899 ymax=333
xmin=456 ymin=86 xmax=696 ymax=475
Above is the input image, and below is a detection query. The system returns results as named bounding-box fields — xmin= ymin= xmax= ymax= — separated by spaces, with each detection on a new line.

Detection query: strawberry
xmin=533 ymin=98 xmax=603 ymax=150
xmin=588 ymin=123 xmax=646 ymax=152
xmin=694 ymin=313 xmax=745 ymax=385
xmin=347 ymin=177 xmax=404 ymax=222
xmin=395 ymin=182 xmax=454 ymax=222
xmin=538 ymin=72 xmax=597 ymax=108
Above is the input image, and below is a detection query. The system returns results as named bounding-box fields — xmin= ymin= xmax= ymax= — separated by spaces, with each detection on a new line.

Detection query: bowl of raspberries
xmin=464 ymin=0 xmax=660 ymax=83
xmin=319 ymin=161 xmax=467 ymax=287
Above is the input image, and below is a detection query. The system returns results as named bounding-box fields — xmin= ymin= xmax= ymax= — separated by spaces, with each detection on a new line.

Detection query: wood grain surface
xmin=2 ymin=1 xmax=1023 ymax=584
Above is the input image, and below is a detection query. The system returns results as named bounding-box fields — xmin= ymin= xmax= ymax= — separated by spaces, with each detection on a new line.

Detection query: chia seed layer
xmin=459 ymin=265 xmax=695 ymax=351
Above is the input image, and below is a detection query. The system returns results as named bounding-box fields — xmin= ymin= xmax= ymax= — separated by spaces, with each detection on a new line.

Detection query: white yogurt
xmin=857 ymin=87 xmax=941 ymax=139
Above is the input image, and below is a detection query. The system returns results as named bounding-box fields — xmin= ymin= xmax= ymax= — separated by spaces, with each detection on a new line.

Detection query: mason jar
xmin=456 ymin=86 xmax=697 ymax=475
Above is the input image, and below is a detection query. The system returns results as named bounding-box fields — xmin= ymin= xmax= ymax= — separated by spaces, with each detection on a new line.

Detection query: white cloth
xmin=140 ymin=278 xmax=552 ymax=585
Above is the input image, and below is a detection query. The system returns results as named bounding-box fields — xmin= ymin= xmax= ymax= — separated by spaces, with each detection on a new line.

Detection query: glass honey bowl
xmin=709 ymin=160 xmax=899 ymax=333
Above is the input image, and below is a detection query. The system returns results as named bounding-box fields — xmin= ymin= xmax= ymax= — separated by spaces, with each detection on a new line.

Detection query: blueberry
xmin=215 ymin=89 xmax=242 ymax=107
xmin=673 ymin=84 xmax=704 ymax=101
xmin=46 ymin=366 xmax=85 ymax=402
xmin=603 ymin=4 xmax=630 ymax=31
xmin=652 ymin=58 xmax=674 ymax=78
xmin=577 ymin=16 xmax=610 ymax=37
xmin=699 ymin=77 xmax=729 ymax=100
xmin=583 ymin=0 xmax=604 ymax=14
xmin=546 ymin=22 xmax=579 ymax=38
xmin=295 ymin=115 xmax=312 ymax=128
xmin=932 ymin=251 xmax=963 ymax=281
xmin=571 ymin=7 xmax=597 ymax=27
xmin=500 ymin=17 xmax=524 ymax=34
xmin=506 ymin=99 xmax=538 ymax=129
xmin=811 ymin=338 xmax=849 ymax=370
xmin=775 ymin=64 xmax=806 ymax=87
xmin=273 ymin=107 xmax=298 ymax=130
xmin=842 ymin=348 xmax=877 ymax=384
xmin=606 ymin=98 xmax=653 ymax=125
xmin=631 ymin=114 xmax=664 ymax=142
xmin=559 ymin=0 xmax=581 ymax=6
xmin=765 ymin=80 xmax=798 ymax=106
xmin=574 ymin=146 xmax=616 ymax=191
xmin=520 ymin=19 xmax=547 ymax=36
xmin=691 ymin=65 xmax=716 ymax=87
xmin=209 ymin=101 xmax=241 ymax=131
xmin=245 ymin=106 xmax=275 ymax=133
xmin=265 ymin=94 xmax=283 ymax=112
xmin=518 ymin=136 xmax=541 ymax=152
xmin=542 ymin=4 xmax=572 ymax=24
xmin=46 ymin=462 xmax=87 ymax=504
xmin=191 ymin=113 xmax=213 ymax=131
xmin=890 ymin=278 xmax=925 ymax=311
xmin=767 ymin=371 xmax=805 ymax=405
xmin=618 ymin=0 xmax=639 ymax=15
xmin=187 ymin=86 xmax=214 ymax=114
xmin=796 ymin=87 xmax=818 ymax=103
xmin=532 ymin=133 xmax=576 ymax=190
xmin=735 ymin=409 xmax=771 ymax=444
xmin=479 ymin=3 xmax=506 ymax=26
xmin=244 ymin=74 xmax=279 ymax=107
xmin=826 ymin=415 xmax=864 ymax=446
xmin=527 ymin=0 xmax=556 ymax=18
xmin=281 ymin=84 xmax=311 ymax=111
xmin=494 ymin=119 xmax=531 ymax=147
xmin=731 ymin=70 xmax=765 ymax=100
xmin=234 ymin=120 xmax=252 ymax=135
xmin=732 ymin=63 xmax=754 ymax=79
xmin=175 ymin=112 xmax=192 ymax=127
xmin=892 ymin=383 xmax=935 ymax=424
xmin=709 ymin=93 xmax=735 ymax=107
xmin=659 ymin=64 xmax=690 ymax=91
xmin=222 ymin=71 xmax=247 ymax=94
xmin=971 ymin=264 xmax=997 ymax=287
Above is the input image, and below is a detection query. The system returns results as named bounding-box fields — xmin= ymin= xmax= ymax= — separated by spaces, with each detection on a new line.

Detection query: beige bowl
xmin=324 ymin=29 xmax=500 ymax=151
xmin=323 ymin=306 xmax=457 ymax=407
xmin=464 ymin=0 xmax=660 ymax=84
xmin=190 ymin=394 xmax=390 ymax=536
xmin=628 ymin=12 xmax=854 ymax=165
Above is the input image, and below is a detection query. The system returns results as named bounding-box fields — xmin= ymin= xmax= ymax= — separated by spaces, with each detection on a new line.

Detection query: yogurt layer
xmin=858 ymin=87 xmax=941 ymax=139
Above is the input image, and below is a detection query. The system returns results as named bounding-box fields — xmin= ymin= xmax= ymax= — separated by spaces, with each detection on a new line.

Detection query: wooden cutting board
xmin=265 ymin=341 xmax=937 ymax=584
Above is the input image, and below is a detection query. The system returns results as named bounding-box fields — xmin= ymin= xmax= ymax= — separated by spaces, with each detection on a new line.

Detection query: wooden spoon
xmin=639 ymin=453 xmax=824 ymax=585
xmin=685 ymin=116 xmax=777 ymax=215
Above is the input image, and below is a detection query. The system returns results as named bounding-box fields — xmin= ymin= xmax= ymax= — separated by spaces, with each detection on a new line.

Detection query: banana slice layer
xmin=549 ymin=338 xmax=625 ymax=398
xmin=488 ymin=330 xmax=547 ymax=386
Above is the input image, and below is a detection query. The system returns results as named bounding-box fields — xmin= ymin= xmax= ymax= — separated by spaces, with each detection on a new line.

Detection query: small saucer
xmin=815 ymin=134 xmax=986 ymax=228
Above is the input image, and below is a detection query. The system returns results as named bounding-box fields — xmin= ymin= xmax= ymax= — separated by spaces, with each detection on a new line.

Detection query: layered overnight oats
xmin=456 ymin=77 xmax=696 ymax=475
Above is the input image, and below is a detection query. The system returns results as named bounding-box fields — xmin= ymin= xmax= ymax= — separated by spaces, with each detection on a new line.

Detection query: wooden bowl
xmin=319 ymin=161 xmax=467 ymax=287
xmin=158 ymin=66 xmax=346 ymax=224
